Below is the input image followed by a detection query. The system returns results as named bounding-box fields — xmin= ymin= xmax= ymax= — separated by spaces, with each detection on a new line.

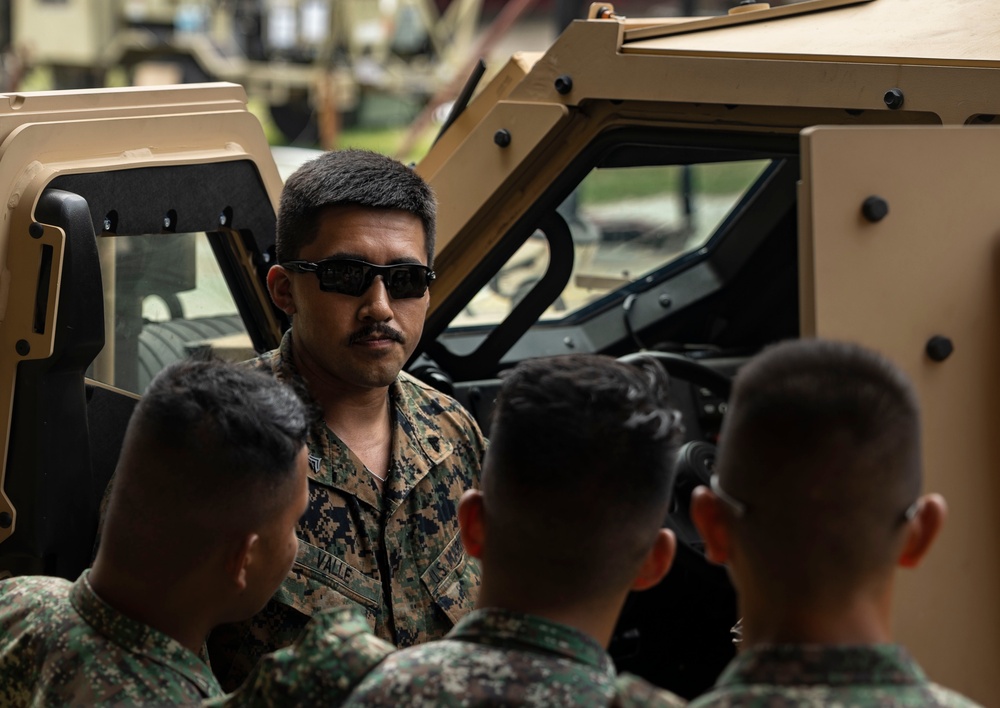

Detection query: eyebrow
xmin=323 ymin=252 xmax=426 ymax=266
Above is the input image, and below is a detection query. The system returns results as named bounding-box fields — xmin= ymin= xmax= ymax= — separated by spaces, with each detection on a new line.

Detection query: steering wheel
xmin=617 ymin=350 xmax=732 ymax=400
xmin=617 ymin=350 xmax=730 ymax=555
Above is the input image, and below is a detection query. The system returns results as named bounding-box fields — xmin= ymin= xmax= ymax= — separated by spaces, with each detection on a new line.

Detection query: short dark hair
xmin=103 ymin=360 xmax=309 ymax=568
xmin=717 ymin=338 xmax=922 ymax=599
xmin=483 ymin=354 xmax=684 ymax=603
xmin=276 ymin=149 xmax=437 ymax=264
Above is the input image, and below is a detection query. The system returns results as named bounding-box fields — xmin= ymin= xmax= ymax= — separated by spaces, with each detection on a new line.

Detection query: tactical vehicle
xmin=7 ymin=0 xmax=484 ymax=139
xmin=0 ymin=0 xmax=998 ymax=702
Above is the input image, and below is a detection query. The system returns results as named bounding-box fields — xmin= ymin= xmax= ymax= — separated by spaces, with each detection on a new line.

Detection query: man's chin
xmin=346 ymin=362 xmax=405 ymax=390
xmin=360 ymin=372 xmax=401 ymax=389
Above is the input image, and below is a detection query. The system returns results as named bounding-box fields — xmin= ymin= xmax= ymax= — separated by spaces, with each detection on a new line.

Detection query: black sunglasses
xmin=281 ymin=258 xmax=435 ymax=299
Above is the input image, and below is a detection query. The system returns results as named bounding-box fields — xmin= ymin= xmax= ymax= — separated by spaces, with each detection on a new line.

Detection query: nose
xmin=358 ymin=275 xmax=393 ymax=322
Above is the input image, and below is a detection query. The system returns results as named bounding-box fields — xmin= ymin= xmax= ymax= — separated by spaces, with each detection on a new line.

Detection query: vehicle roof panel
xmin=623 ymin=0 xmax=1000 ymax=68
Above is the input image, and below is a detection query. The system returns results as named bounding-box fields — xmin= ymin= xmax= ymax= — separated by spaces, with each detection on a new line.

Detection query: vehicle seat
xmin=1 ymin=189 xmax=107 ymax=580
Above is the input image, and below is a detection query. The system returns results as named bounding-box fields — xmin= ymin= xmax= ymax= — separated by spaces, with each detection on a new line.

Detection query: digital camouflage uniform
xmin=206 ymin=608 xmax=394 ymax=708
xmin=209 ymin=332 xmax=486 ymax=689
xmin=688 ymin=644 xmax=982 ymax=707
xmin=343 ymin=607 xmax=687 ymax=707
xmin=0 ymin=570 xmax=223 ymax=706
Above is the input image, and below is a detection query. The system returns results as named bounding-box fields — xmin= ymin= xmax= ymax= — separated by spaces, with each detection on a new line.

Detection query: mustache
xmin=349 ymin=324 xmax=405 ymax=345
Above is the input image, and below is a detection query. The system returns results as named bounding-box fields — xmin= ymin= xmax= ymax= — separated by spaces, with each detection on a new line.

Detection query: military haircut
xmin=483 ymin=354 xmax=684 ymax=602
xmin=103 ymin=359 xmax=309 ymax=568
xmin=276 ymin=148 xmax=437 ymax=264
xmin=716 ymin=338 xmax=922 ymax=600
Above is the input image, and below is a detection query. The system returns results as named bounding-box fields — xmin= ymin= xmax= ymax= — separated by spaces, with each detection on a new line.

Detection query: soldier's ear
xmin=458 ymin=490 xmax=485 ymax=560
xmin=691 ymin=486 xmax=733 ymax=565
xmin=267 ymin=265 xmax=296 ymax=316
xmin=226 ymin=533 xmax=259 ymax=591
xmin=631 ymin=528 xmax=676 ymax=591
xmin=898 ymin=493 xmax=947 ymax=569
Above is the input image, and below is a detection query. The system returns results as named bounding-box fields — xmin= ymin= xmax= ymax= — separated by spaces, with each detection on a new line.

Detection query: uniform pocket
xmin=274 ymin=539 xmax=383 ymax=625
xmin=420 ymin=532 xmax=480 ymax=626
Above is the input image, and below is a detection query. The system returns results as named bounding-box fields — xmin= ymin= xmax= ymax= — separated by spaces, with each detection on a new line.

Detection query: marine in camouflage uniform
xmin=209 ymin=331 xmax=486 ymax=688
xmin=688 ymin=644 xmax=982 ymax=707
xmin=206 ymin=608 xmax=394 ymax=708
xmin=0 ymin=571 xmax=223 ymax=706
xmin=343 ymin=607 xmax=687 ymax=707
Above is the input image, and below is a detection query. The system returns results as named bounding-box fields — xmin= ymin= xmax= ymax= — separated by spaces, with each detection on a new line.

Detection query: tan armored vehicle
xmin=0 ymin=0 xmax=997 ymax=702
xmin=7 ymin=0 xmax=482 ymax=139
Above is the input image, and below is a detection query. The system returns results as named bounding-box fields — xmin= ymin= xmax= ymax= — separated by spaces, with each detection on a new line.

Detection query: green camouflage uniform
xmin=205 ymin=608 xmax=394 ymax=708
xmin=689 ymin=644 xmax=982 ymax=707
xmin=209 ymin=331 xmax=486 ymax=689
xmin=343 ymin=608 xmax=687 ymax=707
xmin=0 ymin=570 xmax=222 ymax=706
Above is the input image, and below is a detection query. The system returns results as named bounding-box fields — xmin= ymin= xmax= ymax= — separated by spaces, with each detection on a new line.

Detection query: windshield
xmin=448 ymin=159 xmax=771 ymax=329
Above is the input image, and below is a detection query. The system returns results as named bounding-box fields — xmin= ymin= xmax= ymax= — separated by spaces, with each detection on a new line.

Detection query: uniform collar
xmin=70 ymin=571 xmax=222 ymax=697
xmin=717 ymin=643 xmax=927 ymax=689
xmin=447 ymin=608 xmax=615 ymax=675
xmin=383 ymin=370 xmax=454 ymax=509
xmin=269 ymin=330 xmax=454 ymax=508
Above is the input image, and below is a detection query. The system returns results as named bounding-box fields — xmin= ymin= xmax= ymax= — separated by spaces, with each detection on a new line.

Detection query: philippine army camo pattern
xmin=207 ymin=608 xmax=394 ymax=707
xmin=689 ymin=644 xmax=983 ymax=707
xmin=0 ymin=571 xmax=222 ymax=706
xmin=613 ymin=673 xmax=690 ymax=708
xmin=343 ymin=608 xmax=686 ymax=707
xmin=210 ymin=332 xmax=486 ymax=689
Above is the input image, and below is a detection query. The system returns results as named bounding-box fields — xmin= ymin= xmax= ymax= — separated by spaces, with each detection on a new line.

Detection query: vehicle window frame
xmin=419 ymin=128 xmax=799 ymax=379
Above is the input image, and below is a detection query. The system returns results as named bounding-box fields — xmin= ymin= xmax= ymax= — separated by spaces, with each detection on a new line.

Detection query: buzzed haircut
xmin=102 ymin=359 xmax=309 ymax=569
xmin=483 ymin=354 xmax=684 ymax=603
xmin=716 ymin=338 xmax=922 ymax=600
xmin=276 ymin=148 xmax=437 ymax=264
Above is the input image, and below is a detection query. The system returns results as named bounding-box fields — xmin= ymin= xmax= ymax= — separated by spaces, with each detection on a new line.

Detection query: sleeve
xmin=205 ymin=608 xmax=396 ymax=708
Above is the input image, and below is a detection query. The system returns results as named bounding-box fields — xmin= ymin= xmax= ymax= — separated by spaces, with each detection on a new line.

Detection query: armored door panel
xmin=800 ymin=125 xmax=1000 ymax=704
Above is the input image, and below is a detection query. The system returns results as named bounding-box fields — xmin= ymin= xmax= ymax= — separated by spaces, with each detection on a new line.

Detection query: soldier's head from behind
xmin=92 ymin=360 xmax=310 ymax=646
xmin=691 ymin=339 xmax=947 ymax=643
xmin=268 ymin=149 xmax=437 ymax=392
xmin=458 ymin=354 xmax=684 ymax=641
